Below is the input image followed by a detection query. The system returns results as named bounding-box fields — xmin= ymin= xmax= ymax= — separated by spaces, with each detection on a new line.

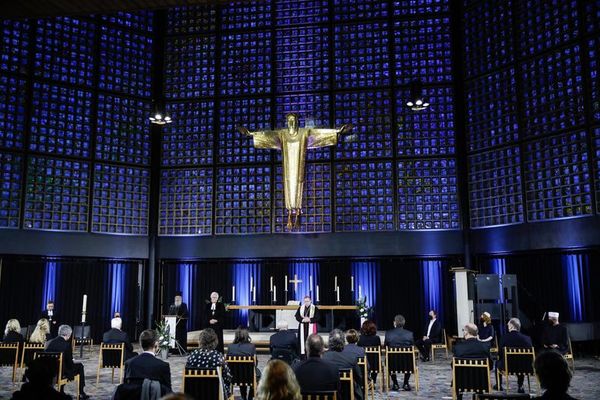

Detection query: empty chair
xmin=97 ymin=343 xmax=125 ymax=384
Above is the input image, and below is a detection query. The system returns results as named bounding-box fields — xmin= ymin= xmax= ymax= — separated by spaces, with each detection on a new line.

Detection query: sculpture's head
xmin=286 ymin=113 xmax=299 ymax=131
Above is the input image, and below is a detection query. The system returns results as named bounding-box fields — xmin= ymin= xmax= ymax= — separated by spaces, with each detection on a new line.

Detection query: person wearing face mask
xmin=41 ymin=301 xmax=58 ymax=337
xmin=168 ymin=291 xmax=189 ymax=352
xmin=415 ymin=310 xmax=442 ymax=362
xmin=542 ymin=312 xmax=569 ymax=355
xmin=294 ymin=295 xmax=320 ymax=357
xmin=477 ymin=311 xmax=495 ymax=348
xmin=204 ymin=291 xmax=225 ymax=353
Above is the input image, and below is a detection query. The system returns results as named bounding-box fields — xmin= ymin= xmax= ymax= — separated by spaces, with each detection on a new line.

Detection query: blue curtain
xmin=233 ymin=262 xmax=261 ymax=326
xmin=176 ymin=263 xmax=195 ymax=331
xmin=421 ymin=260 xmax=443 ymax=324
xmin=288 ymin=261 xmax=319 ymax=302
xmin=351 ymin=261 xmax=379 ymax=310
xmin=108 ymin=263 xmax=127 ymax=320
xmin=490 ymin=257 xmax=506 ymax=302
xmin=42 ymin=261 xmax=58 ymax=311
xmin=562 ymin=254 xmax=587 ymax=322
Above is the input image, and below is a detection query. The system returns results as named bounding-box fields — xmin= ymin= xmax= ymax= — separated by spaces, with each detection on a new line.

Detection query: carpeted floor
xmin=1 ymin=345 xmax=599 ymax=399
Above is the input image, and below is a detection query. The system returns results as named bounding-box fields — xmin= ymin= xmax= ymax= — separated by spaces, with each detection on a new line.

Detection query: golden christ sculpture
xmin=237 ymin=114 xmax=353 ymax=230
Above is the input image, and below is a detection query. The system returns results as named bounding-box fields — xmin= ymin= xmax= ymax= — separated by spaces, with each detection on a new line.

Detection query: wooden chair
xmin=301 ymin=391 xmax=337 ymax=400
xmin=72 ymin=325 xmax=93 ymax=355
xmin=182 ymin=366 xmax=233 ymax=400
xmin=452 ymin=357 xmax=491 ymax=400
xmin=564 ymin=336 xmax=575 ymax=372
xmin=475 ymin=394 xmax=531 ymax=399
xmin=34 ymin=351 xmax=80 ymax=400
xmin=364 ymin=346 xmax=384 ymax=392
xmin=357 ymin=356 xmax=372 ymax=400
xmin=0 ymin=343 xmax=20 ymax=382
xmin=226 ymin=355 xmax=257 ymax=399
xmin=339 ymin=368 xmax=355 ymax=400
xmin=385 ymin=346 xmax=419 ymax=392
xmin=490 ymin=336 xmax=499 ymax=357
xmin=496 ymin=347 xmax=538 ymax=393
xmin=432 ymin=328 xmax=449 ymax=361
xmin=96 ymin=343 xmax=125 ymax=384
xmin=20 ymin=343 xmax=45 ymax=369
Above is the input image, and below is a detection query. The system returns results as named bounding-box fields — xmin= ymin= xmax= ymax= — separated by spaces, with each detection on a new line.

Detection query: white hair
xmin=277 ymin=321 xmax=289 ymax=330
xmin=111 ymin=317 xmax=122 ymax=330
xmin=58 ymin=324 xmax=72 ymax=338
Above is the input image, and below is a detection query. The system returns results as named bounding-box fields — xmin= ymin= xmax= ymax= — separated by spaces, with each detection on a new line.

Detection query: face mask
xmin=480 ymin=318 xmax=485 ymax=323
xmin=429 ymin=315 xmax=434 ymax=320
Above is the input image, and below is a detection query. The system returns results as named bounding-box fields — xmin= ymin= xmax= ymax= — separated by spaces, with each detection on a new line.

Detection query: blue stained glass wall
xmin=275 ymin=0 xmax=328 ymax=25
xmin=101 ymin=11 xmax=154 ymax=32
xmin=333 ymin=0 xmax=388 ymax=20
xmin=165 ymin=36 xmax=216 ymax=99
xmin=0 ymin=75 xmax=26 ymax=149
xmin=594 ymin=127 xmax=600 ymax=213
xmin=0 ymin=152 xmax=22 ymax=228
xmin=222 ymin=1 xmax=272 ymax=30
xmin=0 ymin=20 xmax=30 ymax=74
xmin=167 ymin=5 xmax=217 ymax=35
xmin=589 ymin=37 xmax=600 ymax=123
xmin=393 ymin=0 xmax=449 ymax=16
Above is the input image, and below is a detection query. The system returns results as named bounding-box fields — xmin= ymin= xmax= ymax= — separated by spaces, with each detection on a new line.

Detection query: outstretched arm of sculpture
xmin=236 ymin=124 xmax=282 ymax=150
xmin=307 ymin=124 xmax=354 ymax=149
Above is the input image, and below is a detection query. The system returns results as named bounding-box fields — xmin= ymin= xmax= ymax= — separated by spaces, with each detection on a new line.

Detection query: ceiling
xmin=0 ymin=0 xmax=241 ymax=19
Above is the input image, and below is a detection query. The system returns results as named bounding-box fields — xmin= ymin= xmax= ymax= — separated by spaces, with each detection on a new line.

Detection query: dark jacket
xmin=3 ymin=331 xmax=25 ymax=346
xmin=497 ymin=330 xmax=532 ymax=369
xmin=41 ymin=311 xmax=58 ymax=336
xmin=227 ymin=342 xmax=256 ymax=357
xmin=357 ymin=334 xmax=381 ymax=348
xmin=11 ymin=383 xmax=72 ymax=400
xmin=103 ymin=328 xmax=135 ymax=357
xmin=541 ymin=324 xmax=569 ymax=354
xmin=423 ymin=319 xmax=442 ymax=343
xmin=342 ymin=343 xmax=365 ymax=359
xmin=270 ymin=330 xmax=298 ymax=355
xmin=323 ymin=350 xmax=364 ymax=400
xmin=384 ymin=327 xmax=414 ymax=348
xmin=453 ymin=337 xmax=493 ymax=369
xmin=124 ymin=352 xmax=172 ymax=391
xmin=293 ymin=357 xmax=339 ymax=394
xmin=45 ymin=336 xmax=77 ymax=379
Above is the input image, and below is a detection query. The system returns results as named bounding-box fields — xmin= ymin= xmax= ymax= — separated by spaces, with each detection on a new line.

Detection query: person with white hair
xmin=103 ymin=317 xmax=137 ymax=360
xmin=169 ymin=291 xmax=190 ymax=353
xmin=269 ymin=320 xmax=298 ymax=364
xmin=3 ymin=319 xmax=24 ymax=348
xmin=203 ymin=291 xmax=224 ymax=353
xmin=542 ymin=311 xmax=569 ymax=354
xmin=45 ymin=324 xmax=88 ymax=399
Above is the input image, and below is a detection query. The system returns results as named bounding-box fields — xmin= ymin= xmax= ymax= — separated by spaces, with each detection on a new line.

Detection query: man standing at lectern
xmin=169 ymin=291 xmax=189 ymax=352
xmin=295 ymin=295 xmax=320 ymax=357
xmin=204 ymin=291 xmax=225 ymax=353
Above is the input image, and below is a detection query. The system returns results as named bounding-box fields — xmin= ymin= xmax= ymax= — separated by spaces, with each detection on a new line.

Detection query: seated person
xmin=477 ymin=312 xmax=495 ymax=348
xmin=45 ymin=325 xmax=89 ymax=399
xmin=186 ymin=328 xmax=232 ymax=399
xmin=534 ymin=350 xmax=577 ymax=399
xmin=342 ymin=329 xmax=365 ymax=360
xmin=124 ymin=329 xmax=171 ymax=392
xmin=3 ymin=319 xmax=25 ymax=351
xmin=256 ymin=359 xmax=301 ymax=400
xmin=103 ymin=317 xmax=137 ymax=360
xmin=322 ymin=329 xmax=364 ymax=400
xmin=227 ymin=326 xmax=261 ymax=400
xmin=495 ymin=317 xmax=532 ymax=392
xmin=357 ymin=320 xmax=381 ymax=384
xmin=384 ymin=314 xmax=414 ymax=391
xmin=29 ymin=318 xmax=51 ymax=344
xmin=542 ymin=312 xmax=569 ymax=355
xmin=11 ymin=357 xmax=71 ymax=400
xmin=453 ymin=323 xmax=492 ymax=368
xmin=269 ymin=321 xmax=298 ymax=364
xmin=293 ymin=334 xmax=339 ymax=395
xmin=415 ymin=309 xmax=442 ymax=361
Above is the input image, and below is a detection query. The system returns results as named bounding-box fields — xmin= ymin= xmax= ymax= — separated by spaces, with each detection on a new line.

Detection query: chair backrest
xmin=339 ymin=368 xmax=354 ymax=400
xmin=34 ymin=351 xmax=63 ymax=384
xmin=73 ymin=325 xmax=91 ymax=339
xmin=302 ymin=391 xmax=337 ymax=400
xmin=26 ymin=325 xmax=36 ymax=341
xmin=504 ymin=347 xmax=535 ymax=376
xmin=442 ymin=329 xmax=448 ymax=345
xmin=271 ymin=348 xmax=296 ymax=365
xmin=364 ymin=346 xmax=381 ymax=373
xmin=20 ymin=343 xmax=45 ymax=368
xmin=475 ymin=394 xmax=531 ymax=399
xmin=453 ymin=357 xmax=490 ymax=396
xmin=226 ymin=355 xmax=256 ymax=387
xmin=20 ymin=327 xmax=29 ymax=340
xmin=386 ymin=346 xmax=416 ymax=374
xmin=100 ymin=343 xmax=125 ymax=368
xmin=356 ymin=356 xmax=368 ymax=388
xmin=0 ymin=343 xmax=19 ymax=367
xmin=183 ymin=367 xmax=224 ymax=400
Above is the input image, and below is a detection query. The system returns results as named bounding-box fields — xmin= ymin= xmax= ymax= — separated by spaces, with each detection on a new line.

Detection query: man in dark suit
xmin=270 ymin=321 xmax=298 ymax=363
xmin=453 ymin=323 xmax=492 ymax=367
xmin=293 ymin=334 xmax=339 ymax=395
xmin=45 ymin=324 xmax=89 ymax=399
xmin=384 ymin=314 xmax=415 ymax=391
xmin=124 ymin=329 xmax=171 ymax=392
xmin=342 ymin=329 xmax=365 ymax=360
xmin=415 ymin=309 xmax=442 ymax=361
xmin=41 ymin=300 xmax=59 ymax=337
xmin=203 ymin=291 xmax=225 ymax=353
xmin=495 ymin=317 xmax=532 ymax=392
xmin=168 ymin=291 xmax=189 ymax=353
xmin=323 ymin=329 xmax=364 ymax=400
xmin=102 ymin=317 xmax=137 ymax=360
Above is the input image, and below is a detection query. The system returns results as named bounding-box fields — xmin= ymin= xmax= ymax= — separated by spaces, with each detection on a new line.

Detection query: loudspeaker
xmin=475 ymin=274 xmax=501 ymax=300
xmin=501 ymin=274 xmax=518 ymax=300
xmin=475 ymin=303 xmax=502 ymax=320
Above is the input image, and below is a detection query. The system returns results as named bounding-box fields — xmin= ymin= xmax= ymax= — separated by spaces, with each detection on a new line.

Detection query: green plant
xmin=356 ymin=296 xmax=373 ymax=319
xmin=155 ymin=320 xmax=171 ymax=350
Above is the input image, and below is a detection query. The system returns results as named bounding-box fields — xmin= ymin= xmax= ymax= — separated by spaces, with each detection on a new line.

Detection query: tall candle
xmin=359 ymin=285 xmax=362 ymax=299
xmin=81 ymin=314 xmax=86 ymax=323
xmin=285 ymin=275 xmax=288 ymax=291
xmin=334 ymin=276 xmax=338 ymax=290
xmin=232 ymin=285 xmax=236 ymax=302
xmin=270 ymin=276 xmax=273 ymax=291
xmin=316 ymin=285 xmax=320 ymax=302
xmin=351 ymin=276 xmax=354 ymax=291
xmin=336 ymin=286 xmax=340 ymax=302
xmin=310 ymin=275 xmax=313 ymax=290
xmin=274 ymin=285 xmax=277 ymax=302
xmin=250 ymin=276 xmax=253 ymax=292
xmin=253 ymin=286 xmax=256 ymax=302
xmin=82 ymin=294 xmax=87 ymax=313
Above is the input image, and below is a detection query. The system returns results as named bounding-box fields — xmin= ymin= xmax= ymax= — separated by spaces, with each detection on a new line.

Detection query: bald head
xmin=463 ymin=323 xmax=478 ymax=338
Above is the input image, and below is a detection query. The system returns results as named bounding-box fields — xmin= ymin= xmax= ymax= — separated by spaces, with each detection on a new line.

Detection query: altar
xmin=228 ymin=305 xmax=358 ymax=332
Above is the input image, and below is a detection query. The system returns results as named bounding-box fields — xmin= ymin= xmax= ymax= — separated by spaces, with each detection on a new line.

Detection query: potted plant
xmin=155 ymin=320 xmax=171 ymax=359
xmin=355 ymin=296 xmax=373 ymax=326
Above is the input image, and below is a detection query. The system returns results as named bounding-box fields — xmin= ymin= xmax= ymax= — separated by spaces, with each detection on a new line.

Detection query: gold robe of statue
xmin=237 ymin=113 xmax=353 ymax=229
